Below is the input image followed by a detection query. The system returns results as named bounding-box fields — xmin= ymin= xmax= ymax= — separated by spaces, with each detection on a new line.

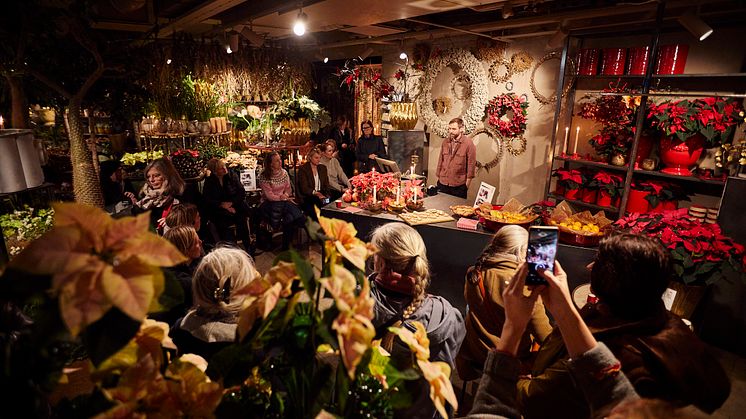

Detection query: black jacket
xmin=296 ymin=162 xmax=330 ymax=203
xmin=355 ymin=135 xmax=387 ymax=173
xmin=202 ymin=172 xmax=247 ymax=216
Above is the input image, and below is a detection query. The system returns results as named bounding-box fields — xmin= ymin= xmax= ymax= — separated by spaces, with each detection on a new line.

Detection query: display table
xmin=321 ymin=194 xmax=596 ymax=313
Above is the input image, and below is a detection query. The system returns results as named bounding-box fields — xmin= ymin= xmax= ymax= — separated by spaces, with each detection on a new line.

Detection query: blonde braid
xmin=402 ymin=278 xmax=426 ymax=319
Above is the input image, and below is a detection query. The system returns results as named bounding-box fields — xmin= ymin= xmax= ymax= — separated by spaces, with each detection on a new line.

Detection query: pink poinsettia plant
xmin=615 ymin=208 xmax=746 ymax=285
xmin=647 ymin=97 xmax=745 ymax=145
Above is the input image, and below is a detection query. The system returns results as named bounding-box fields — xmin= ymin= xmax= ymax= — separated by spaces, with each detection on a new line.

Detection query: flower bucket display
xmin=626 ymin=189 xmax=651 ymax=213
xmin=659 ymin=134 xmax=705 ymax=176
xmin=596 ymin=190 xmax=620 ymax=208
xmin=626 ymin=46 xmax=650 ymax=75
xmin=655 ymin=44 xmax=689 ymax=75
xmin=170 ymin=149 xmax=203 ymax=179
xmin=389 ymin=102 xmax=418 ymax=130
xmin=564 ymin=188 xmax=581 ymax=200
xmin=577 ymin=48 xmax=599 ymax=75
xmin=600 ymin=48 xmax=626 ymax=75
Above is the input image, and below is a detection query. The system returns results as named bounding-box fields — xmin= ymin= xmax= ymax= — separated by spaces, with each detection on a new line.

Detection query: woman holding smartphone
xmin=456 ymin=225 xmax=552 ymax=382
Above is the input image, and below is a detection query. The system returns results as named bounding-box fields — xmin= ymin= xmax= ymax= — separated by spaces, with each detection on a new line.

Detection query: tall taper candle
xmin=573 ymin=126 xmax=580 ymax=154
xmin=563 ymin=126 xmax=569 ymax=154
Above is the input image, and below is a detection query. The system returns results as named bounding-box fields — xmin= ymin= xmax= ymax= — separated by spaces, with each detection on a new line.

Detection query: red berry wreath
xmin=485 ymin=93 xmax=529 ymax=138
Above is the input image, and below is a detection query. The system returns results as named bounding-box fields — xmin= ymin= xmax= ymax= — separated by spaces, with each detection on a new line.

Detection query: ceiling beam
xmin=158 ymin=0 xmax=248 ymax=35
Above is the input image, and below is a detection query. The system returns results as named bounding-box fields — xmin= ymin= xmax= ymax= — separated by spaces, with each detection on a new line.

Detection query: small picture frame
xmin=474 ymin=182 xmax=496 ymax=207
xmin=240 ymin=168 xmax=257 ymax=191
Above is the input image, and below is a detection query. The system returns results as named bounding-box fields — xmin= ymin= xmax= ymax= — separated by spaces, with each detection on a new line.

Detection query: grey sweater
xmin=467 ymin=343 xmax=639 ymax=419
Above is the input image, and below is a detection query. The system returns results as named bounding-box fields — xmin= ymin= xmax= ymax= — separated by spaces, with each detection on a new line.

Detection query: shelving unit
xmin=543 ymin=3 xmax=746 ymax=218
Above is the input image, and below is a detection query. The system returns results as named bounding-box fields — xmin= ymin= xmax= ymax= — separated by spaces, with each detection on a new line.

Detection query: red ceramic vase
xmin=564 ymin=188 xmax=581 ymax=200
xmin=655 ymin=44 xmax=689 ymax=75
xmin=634 ymin=135 xmax=654 ymax=168
xmin=626 ymin=189 xmax=651 ymax=213
xmin=627 ymin=46 xmax=650 ymax=75
xmin=659 ymin=134 xmax=705 ymax=176
xmin=577 ymin=48 xmax=600 ymax=76
xmin=581 ymin=188 xmax=598 ymax=203
xmin=649 ymin=201 xmax=664 ymax=213
xmin=662 ymin=200 xmax=678 ymax=211
xmin=601 ymin=48 xmax=627 ymax=75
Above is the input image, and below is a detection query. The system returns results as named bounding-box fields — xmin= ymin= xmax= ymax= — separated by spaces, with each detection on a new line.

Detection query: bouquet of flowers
xmin=0 ymin=206 xmax=54 ymax=258
xmin=270 ymin=95 xmax=326 ymax=121
xmin=633 ymin=180 xmax=690 ymax=209
xmin=615 ymin=208 xmax=745 ymax=285
xmin=337 ymin=58 xmax=420 ymax=102
xmin=647 ymin=97 xmax=745 ymax=145
xmin=170 ymin=149 xmax=204 ymax=179
xmin=347 ymin=170 xmax=399 ymax=207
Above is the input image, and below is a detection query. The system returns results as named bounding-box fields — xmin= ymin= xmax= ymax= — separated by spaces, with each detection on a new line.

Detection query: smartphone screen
xmin=526 ymin=226 xmax=559 ymax=286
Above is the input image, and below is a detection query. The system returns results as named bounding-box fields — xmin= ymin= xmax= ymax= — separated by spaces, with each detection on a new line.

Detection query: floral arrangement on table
xmin=170 ymin=148 xmax=204 ymax=179
xmin=615 ymin=208 xmax=745 ymax=285
xmin=485 ymin=93 xmax=529 ymax=138
xmin=0 ymin=203 xmax=459 ymax=417
xmin=0 ymin=206 xmax=54 ymax=258
xmin=400 ymin=178 xmax=426 ymax=203
xmin=578 ymin=84 xmax=647 ymax=161
xmin=270 ymin=95 xmax=326 ymax=122
xmin=344 ymin=170 xmax=400 ymax=208
xmin=120 ymin=150 xmax=164 ymax=166
xmin=647 ymin=97 xmax=745 ymax=145
xmin=228 ymin=104 xmax=278 ymax=142
xmin=182 ymin=75 xmax=221 ymax=121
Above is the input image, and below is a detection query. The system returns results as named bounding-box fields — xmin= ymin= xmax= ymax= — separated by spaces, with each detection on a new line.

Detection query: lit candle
xmin=563 ymin=126 xmax=569 ymax=154
xmin=0 ymin=115 xmax=4 ymax=129
xmin=412 ymin=186 xmax=417 ymax=204
xmin=396 ymin=184 xmax=401 ymax=203
xmin=573 ymin=126 xmax=580 ymax=155
xmin=373 ymin=182 xmax=377 ymax=203
xmin=410 ymin=164 xmax=415 ymax=175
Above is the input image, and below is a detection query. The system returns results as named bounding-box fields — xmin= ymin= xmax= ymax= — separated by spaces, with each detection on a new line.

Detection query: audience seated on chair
xmin=202 ymin=158 xmax=253 ymax=253
xmin=296 ymin=147 xmax=330 ymax=220
xmin=257 ymin=151 xmax=305 ymax=250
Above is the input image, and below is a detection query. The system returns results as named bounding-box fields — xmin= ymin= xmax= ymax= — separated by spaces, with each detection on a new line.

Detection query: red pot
xmin=655 ymin=44 xmax=689 ymax=75
xmin=649 ymin=201 xmax=664 ymax=213
xmin=662 ymin=200 xmax=678 ymax=211
xmin=601 ymin=48 xmax=627 ymax=75
xmin=554 ymin=184 xmax=566 ymax=196
xmin=577 ymin=48 xmax=600 ymax=76
xmin=634 ymin=134 xmax=654 ymax=168
xmin=626 ymin=189 xmax=651 ymax=213
xmin=564 ymin=188 xmax=581 ymax=200
xmin=596 ymin=190 xmax=618 ymax=208
xmin=627 ymin=46 xmax=650 ymax=75
xmin=659 ymin=134 xmax=705 ymax=176
xmin=581 ymin=188 xmax=598 ymax=203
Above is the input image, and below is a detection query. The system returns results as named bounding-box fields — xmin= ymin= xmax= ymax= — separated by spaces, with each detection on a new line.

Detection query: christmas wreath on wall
xmin=418 ymin=49 xmax=489 ymax=137
xmin=485 ymin=93 xmax=529 ymax=138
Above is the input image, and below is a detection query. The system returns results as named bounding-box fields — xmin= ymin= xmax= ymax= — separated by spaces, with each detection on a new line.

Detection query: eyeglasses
xmin=362 ymin=126 xmax=372 ymax=130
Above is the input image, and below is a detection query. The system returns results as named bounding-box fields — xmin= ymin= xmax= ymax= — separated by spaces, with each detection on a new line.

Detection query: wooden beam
xmin=159 ymin=0 xmax=248 ymax=35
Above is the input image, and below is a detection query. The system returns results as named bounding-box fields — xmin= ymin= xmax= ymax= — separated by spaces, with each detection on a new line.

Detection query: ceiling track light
xmin=360 ymin=46 xmax=374 ymax=61
xmin=229 ymin=32 xmax=239 ymax=53
xmin=293 ymin=9 xmax=307 ymax=36
xmin=678 ymin=10 xmax=713 ymax=41
xmin=502 ymin=1 xmax=514 ymax=19
xmin=240 ymin=25 xmax=264 ymax=47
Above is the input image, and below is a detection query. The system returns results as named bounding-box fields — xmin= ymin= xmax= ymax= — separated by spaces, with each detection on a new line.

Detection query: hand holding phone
xmin=525 ymin=226 xmax=559 ymax=286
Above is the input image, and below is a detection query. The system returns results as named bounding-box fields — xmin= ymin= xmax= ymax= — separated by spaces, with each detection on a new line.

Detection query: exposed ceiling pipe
xmin=404 ymin=18 xmax=509 ymax=41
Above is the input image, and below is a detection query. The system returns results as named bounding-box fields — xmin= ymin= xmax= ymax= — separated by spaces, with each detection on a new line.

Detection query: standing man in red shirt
xmin=436 ymin=117 xmax=476 ymax=199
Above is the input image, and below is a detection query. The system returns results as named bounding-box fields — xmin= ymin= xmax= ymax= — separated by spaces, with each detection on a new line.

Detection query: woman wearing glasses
xmin=355 ymin=120 xmax=388 ymax=173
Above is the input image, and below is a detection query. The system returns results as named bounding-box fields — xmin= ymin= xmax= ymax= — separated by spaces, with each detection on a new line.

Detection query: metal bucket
xmin=0 ymin=129 xmax=44 ymax=193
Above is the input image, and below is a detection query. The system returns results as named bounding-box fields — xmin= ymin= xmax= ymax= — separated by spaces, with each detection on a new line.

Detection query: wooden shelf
xmin=633 ymin=169 xmax=727 ymax=185
xmin=547 ymin=193 xmax=621 ymax=213
xmin=554 ymin=157 xmax=628 ymax=172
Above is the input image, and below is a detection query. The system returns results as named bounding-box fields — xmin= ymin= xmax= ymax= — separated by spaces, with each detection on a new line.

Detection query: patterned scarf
xmin=137 ymin=180 xmax=173 ymax=210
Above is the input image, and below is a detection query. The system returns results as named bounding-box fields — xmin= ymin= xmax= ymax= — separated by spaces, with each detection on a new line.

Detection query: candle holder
xmin=367 ymin=202 xmax=383 ymax=212
xmin=388 ymin=201 xmax=405 ymax=213
xmin=406 ymin=200 xmax=424 ymax=211
xmin=569 ymin=153 xmax=581 ymax=160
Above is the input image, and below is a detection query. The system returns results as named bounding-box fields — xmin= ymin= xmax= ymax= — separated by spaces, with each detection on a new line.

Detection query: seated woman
xmin=151 ymin=225 xmax=203 ymax=326
xmin=355 ymin=120 xmax=387 ymax=173
xmin=202 ymin=158 xmax=253 ymax=253
xmin=257 ymin=152 xmax=305 ymax=250
xmin=320 ymin=141 xmax=350 ymax=201
xmin=517 ymin=234 xmax=730 ymax=418
xmin=369 ymin=222 xmax=465 ymax=418
xmin=170 ymin=246 xmax=259 ymax=361
xmin=164 ymin=203 xmax=201 ymax=231
xmin=456 ymin=225 xmax=551 ymax=382
xmin=131 ymin=158 xmax=186 ymax=232
xmin=99 ymin=159 xmax=135 ymax=210
xmin=296 ymin=147 xmax=330 ymax=219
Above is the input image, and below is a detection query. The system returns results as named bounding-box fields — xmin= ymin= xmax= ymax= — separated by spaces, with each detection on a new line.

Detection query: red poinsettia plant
xmin=590 ymin=171 xmax=624 ymax=197
xmin=647 ymin=97 xmax=745 ymax=145
xmin=551 ymin=168 xmax=585 ymax=190
xmin=348 ymin=170 xmax=400 ymax=207
xmin=615 ymin=208 xmax=746 ymax=285
xmin=633 ymin=180 xmax=690 ymax=209
xmin=171 ymin=149 xmax=201 ymax=159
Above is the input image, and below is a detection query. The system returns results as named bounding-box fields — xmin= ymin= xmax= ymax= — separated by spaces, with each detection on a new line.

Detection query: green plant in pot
xmin=647 ymin=97 xmax=745 ymax=176
xmin=615 ymin=209 xmax=746 ymax=318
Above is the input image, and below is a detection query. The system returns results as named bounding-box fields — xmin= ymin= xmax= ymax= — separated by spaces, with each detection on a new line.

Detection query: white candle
xmin=412 ymin=187 xmax=417 ymax=204
xmin=563 ymin=126 xmax=569 ymax=154
xmin=410 ymin=164 xmax=415 ymax=175
xmin=396 ymin=184 xmax=401 ymax=203
xmin=373 ymin=184 xmax=377 ymax=203
xmin=0 ymin=115 xmax=4 ymax=129
xmin=573 ymin=126 xmax=580 ymax=154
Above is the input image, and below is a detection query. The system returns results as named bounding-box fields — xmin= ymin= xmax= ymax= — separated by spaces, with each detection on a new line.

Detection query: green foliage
xmin=196 ymin=142 xmax=229 ymax=161
xmin=0 ymin=206 xmax=54 ymax=258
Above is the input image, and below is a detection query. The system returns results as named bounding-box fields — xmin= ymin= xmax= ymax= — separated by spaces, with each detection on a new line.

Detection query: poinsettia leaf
xmin=82 ymin=307 xmax=142 ymax=366
xmin=58 ymin=265 xmax=111 ymax=336
xmin=146 ymin=267 xmax=166 ymax=314
xmin=695 ymin=262 xmax=717 ymax=276
xmin=103 ymin=260 xmax=155 ymax=322
xmin=290 ymin=249 xmax=316 ymax=296
xmin=104 ymin=212 xmax=151 ymax=251
xmin=682 ymin=254 xmax=694 ymax=269
xmin=53 ymin=202 xmax=111 ymax=252
xmin=9 ymin=227 xmax=83 ymax=276
xmin=120 ymin=233 xmax=187 ymax=268
xmin=673 ymin=264 xmax=685 ymax=277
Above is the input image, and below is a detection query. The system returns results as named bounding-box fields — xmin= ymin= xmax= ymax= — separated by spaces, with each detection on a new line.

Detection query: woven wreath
xmin=530 ymin=52 xmax=576 ymax=105
xmin=473 ymin=126 xmax=504 ymax=172
xmin=485 ymin=93 xmax=529 ymax=138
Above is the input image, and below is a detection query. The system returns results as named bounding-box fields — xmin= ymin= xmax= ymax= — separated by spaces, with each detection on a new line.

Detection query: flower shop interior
xmin=2 ymin=0 xmax=746 ymax=417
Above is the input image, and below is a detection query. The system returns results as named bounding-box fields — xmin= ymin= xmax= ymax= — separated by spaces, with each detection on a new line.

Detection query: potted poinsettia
xmin=170 ymin=148 xmax=204 ymax=179
xmin=591 ymin=172 xmax=624 ymax=208
xmin=647 ymin=97 xmax=745 ymax=175
xmin=551 ymin=168 xmax=584 ymax=200
xmin=615 ymin=208 xmax=746 ymax=318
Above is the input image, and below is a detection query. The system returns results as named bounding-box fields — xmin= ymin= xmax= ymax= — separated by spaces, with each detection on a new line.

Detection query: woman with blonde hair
xmin=456 ymin=225 xmax=551 ymax=382
xmin=170 ymin=246 xmax=259 ymax=361
xmin=153 ymin=225 xmax=203 ymax=326
xmin=369 ymin=222 xmax=464 ymax=418
xmin=131 ymin=157 xmax=188 ymax=231
xmin=296 ymin=147 xmax=330 ymax=219
xmin=320 ymin=141 xmax=350 ymax=200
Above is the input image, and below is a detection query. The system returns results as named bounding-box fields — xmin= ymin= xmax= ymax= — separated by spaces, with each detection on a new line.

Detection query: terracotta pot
xmin=577 ymin=48 xmax=599 ymax=75
xmin=596 ymin=190 xmax=618 ymax=208
xmin=581 ymin=188 xmax=598 ymax=203
xmin=655 ymin=44 xmax=689 ymax=75
xmin=635 ymin=134 xmax=654 ymax=167
xmin=626 ymin=189 xmax=651 ymax=213
xmin=627 ymin=46 xmax=650 ymax=75
xmin=600 ymin=48 xmax=627 ymax=75
xmin=564 ymin=188 xmax=581 ymax=200
xmin=659 ymin=134 xmax=705 ymax=176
